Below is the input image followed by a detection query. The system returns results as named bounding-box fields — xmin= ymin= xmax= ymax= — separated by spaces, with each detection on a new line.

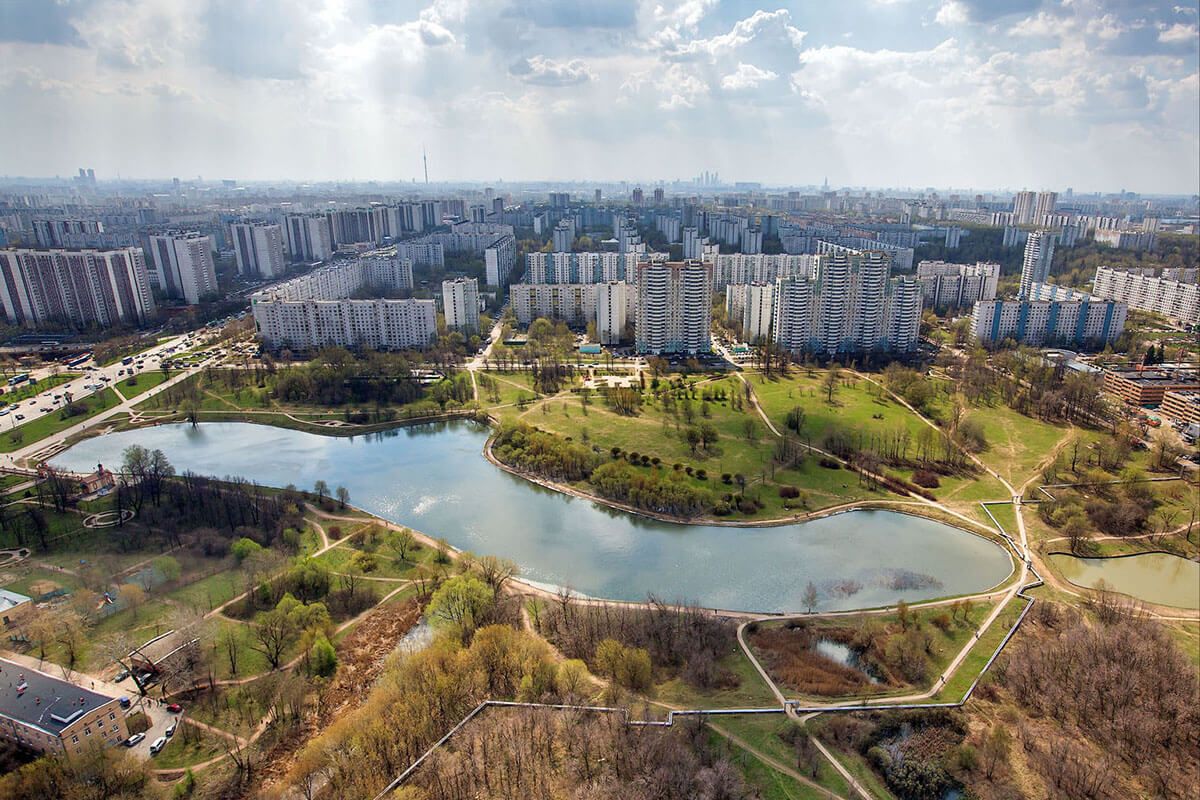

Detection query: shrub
xmin=737 ymin=499 xmax=758 ymax=514
xmin=779 ymin=485 xmax=800 ymax=499
xmin=721 ymin=473 xmax=732 ymax=484
xmin=912 ymin=469 xmax=941 ymax=489
xmin=818 ymin=457 xmax=840 ymax=469
xmin=931 ymin=612 xmax=952 ymax=631
xmin=695 ymin=469 xmax=707 ymax=480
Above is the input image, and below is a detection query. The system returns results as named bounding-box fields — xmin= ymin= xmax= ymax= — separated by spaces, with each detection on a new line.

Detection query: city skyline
xmin=0 ymin=0 xmax=1197 ymax=194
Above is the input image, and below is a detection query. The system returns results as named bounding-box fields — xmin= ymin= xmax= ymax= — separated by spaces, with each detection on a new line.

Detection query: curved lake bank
xmin=52 ymin=421 xmax=1014 ymax=613
xmin=1048 ymin=552 xmax=1200 ymax=610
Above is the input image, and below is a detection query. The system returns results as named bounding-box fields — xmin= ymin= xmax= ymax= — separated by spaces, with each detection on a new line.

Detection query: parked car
xmin=166 ymin=703 xmax=182 ymax=713
xmin=119 ymin=696 xmax=132 ymax=708
xmin=114 ymin=668 xmax=129 ymax=682
xmin=165 ymin=720 xmax=178 ymax=737
xmin=15 ymin=414 xmax=24 ymax=421
xmin=124 ymin=733 xmax=144 ymax=747
xmin=149 ymin=736 xmax=167 ymax=755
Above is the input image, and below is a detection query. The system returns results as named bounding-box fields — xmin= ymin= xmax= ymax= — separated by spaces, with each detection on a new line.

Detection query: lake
xmin=1048 ymin=552 xmax=1200 ymax=610
xmin=53 ymin=421 xmax=1014 ymax=613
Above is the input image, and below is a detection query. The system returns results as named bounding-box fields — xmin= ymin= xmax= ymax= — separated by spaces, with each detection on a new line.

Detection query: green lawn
xmin=0 ymin=567 xmax=82 ymax=598
xmin=168 ymin=568 xmax=243 ymax=613
xmin=150 ymin=721 xmax=227 ymax=769
xmin=712 ymin=715 xmax=852 ymax=799
xmin=963 ymin=402 xmax=1070 ymax=488
xmin=979 ymin=502 xmax=1018 ymax=537
xmin=519 ymin=375 xmax=886 ymax=517
xmin=115 ymin=370 xmax=171 ymax=399
xmin=932 ymin=598 xmax=1026 ymax=702
xmin=0 ymin=388 xmax=122 ymax=452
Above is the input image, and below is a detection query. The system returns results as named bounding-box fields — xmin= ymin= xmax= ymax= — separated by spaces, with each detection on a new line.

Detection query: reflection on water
xmin=53 ymin=421 xmax=1013 ymax=614
xmin=1049 ymin=552 xmax=1200 ymax=609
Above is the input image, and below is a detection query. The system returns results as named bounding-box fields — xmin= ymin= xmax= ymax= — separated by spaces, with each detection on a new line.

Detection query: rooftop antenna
xmin=423 ymin=147 xmax=429 ymax=185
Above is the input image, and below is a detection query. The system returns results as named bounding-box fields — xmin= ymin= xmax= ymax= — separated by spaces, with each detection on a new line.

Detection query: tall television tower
xmin=423 ymin=146 xmax=429 ymax=185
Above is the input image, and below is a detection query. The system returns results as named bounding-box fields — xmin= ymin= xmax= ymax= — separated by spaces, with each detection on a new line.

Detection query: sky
xmin=0 ymin=0 xmax=1197 ymax=194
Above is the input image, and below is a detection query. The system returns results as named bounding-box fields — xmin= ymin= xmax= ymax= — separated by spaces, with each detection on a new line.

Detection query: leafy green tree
xmin=310 ymin=634 xmax=337 ymax=678
xmin=428 ymin=574 xmax=493 ymax=640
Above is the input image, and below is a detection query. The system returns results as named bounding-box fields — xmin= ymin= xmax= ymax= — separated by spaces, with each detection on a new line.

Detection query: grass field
xmin=150 ymin=721 xmax=227 ymax=769
xmin=932 ymin=598 xmax=1025 ymax=702
xmin=115 ymin=370 xmax=171 ymax=399
xmin=0 ymin=388 xmax=122 ymax=452
xmin=516 ymin=374 xmax=885 ymax=517
xmin=963 ymin=402 xmax=1071 ymax=488
xmin=712 ymin=715 xmax=853 ymax=799
xmin=0 ymin=567 xmax=82 ymax=597
xmin=168 ymin=567 xmax=243 ymax=613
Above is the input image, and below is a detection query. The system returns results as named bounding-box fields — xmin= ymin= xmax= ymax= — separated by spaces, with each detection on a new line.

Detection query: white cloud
xmin=509 ymin=56 xmax=593 ymax=86
xmin=1158 ymin=22 xmax=1198 ymax=43
xmin=935 ymin=1 xmax=969 ymax=26
xmin=720 ymin=62 xmax=779 ymax=91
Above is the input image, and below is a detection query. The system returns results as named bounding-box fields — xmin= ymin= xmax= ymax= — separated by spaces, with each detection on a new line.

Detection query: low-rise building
xmin=1101 ymin=367 xmax=1199 ymax=408
xmin=1160 ymin=390 xmax=1200 ymax=424
xmin=0 ymin=590 xmax=30 ymax=626
xmin=0 ymin=657 xmax=129 ymax=756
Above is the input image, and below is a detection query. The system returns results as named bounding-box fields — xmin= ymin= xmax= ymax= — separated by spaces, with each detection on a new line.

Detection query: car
xmin=119 ymin=696 xmax=132 ymax=708
xmin=165 ymin=720 xmax=177 ymax=737
xmin=14 ymin=414 xmax=24 ymax=421
xmin=124 ymin=733 xmax=145 ymax=747
xmin=166 ymin=703 xmax=182 ymax=713
xmin=0 ymin=410 xmax=8 ymax=417
xmin=27 ymin=401 xmax=35 ymax=406
xmin=149 ymin=736 xmax=167 ymax=755
xmin=114 ymin=668 xmax=129 ymax=682
xmin=38 ymin=407 xmax=50 ymax=413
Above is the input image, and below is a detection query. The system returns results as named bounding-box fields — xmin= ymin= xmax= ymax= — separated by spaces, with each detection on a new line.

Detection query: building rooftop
xmin=0 ymin=590 xmax=29 ymax=613
xmin=0 ymin=658 xmax=116 ymax=736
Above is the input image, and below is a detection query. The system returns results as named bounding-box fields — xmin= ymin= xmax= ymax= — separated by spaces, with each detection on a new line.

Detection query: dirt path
xmin=708 ymin=720 xmax=849 ymax=800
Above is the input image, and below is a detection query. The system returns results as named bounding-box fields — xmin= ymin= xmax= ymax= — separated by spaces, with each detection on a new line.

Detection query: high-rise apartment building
xmin=552 ymin=219 xmax=575 ymax=253
xmin=232 ymin=221 xmax=285 ymax=279
xmin=1034 ymin=191 xmax=1057 ymax=222
xmin=149 ymin=231 xmax=218 ymax=304
xmin=32 ymin=219 xmax=104 ymax=248
xmin=726 ymin=282 xmax=774 ymax=341
xmin=442 ymin=277 xmax=480 ymax=333
xmin=635 ymin=260 xmax=712 ymax=354
xmin=250 ymin=249 xmax=427 ymax=350
xmin=915 ymin=261 xmax=1000 ymax=309
xmin=596 ymin=281 xmax=630 ymax=345
xmin=682 ymin=227 xmax=706 ymax=260
xmin=971 ymin=294 xmax=1126 ymax=350
xmin=0 ymin=247 xmax=156 ymax=328
xmin=510 ymin=283 xmax=596 ymax=327
xmin=525 ymin=252 xmax=638 ymax=284
xmin=761 ymin=251 xmax=922 ymax=357
xmin=1018 ymin=230 xmax=1055 ymax=299
xmin=1012 ymin=191 xmax=1036 ymax=225
xmin=284 ymin=214 xmax=334 ymax=262
xmin=1091 ymin=266 xmax=1199 ymax=326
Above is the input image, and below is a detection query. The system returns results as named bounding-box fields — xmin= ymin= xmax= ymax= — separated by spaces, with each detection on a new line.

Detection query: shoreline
xmin=43 ymin=414 xmax=1024 ymax=614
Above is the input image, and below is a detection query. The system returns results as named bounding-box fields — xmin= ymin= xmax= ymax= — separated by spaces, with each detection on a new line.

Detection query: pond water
xmin=1048 ymin=552 xmax=1200 ymax=610
xmin=53 ymin=421 xmax=1014 ymax=614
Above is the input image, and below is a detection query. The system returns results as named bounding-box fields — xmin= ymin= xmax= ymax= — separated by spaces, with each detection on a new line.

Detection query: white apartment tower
xmin=1012 ymin=191 xmax=1036 ymax=225
xmin=284 ymin=214 xmax=334 ymax=262
xmin=1034 ymin=191 xmax=1057 ymax=223
xmin=149 ymin=231 xmax=218 ymax=304
xmin=635 ymin=260 xmax=712 ymax=354
xmin=1019 ymin=230 xmax=1056 ymax=299
xmin=596 ymin=281 xmax=629 ymax=345
xmin=232 ymin=221 xmax=285 ymax=279
xmin=442 ymin=276 xmax=480 ymax=333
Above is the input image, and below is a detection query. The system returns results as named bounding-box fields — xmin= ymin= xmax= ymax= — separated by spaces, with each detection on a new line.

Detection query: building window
xmin=72 ymin=735 xmax=79 ymax=744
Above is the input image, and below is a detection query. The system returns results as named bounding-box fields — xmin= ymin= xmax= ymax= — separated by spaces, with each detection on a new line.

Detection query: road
xmin=2 ymin=330 xmax=233 ymax=469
